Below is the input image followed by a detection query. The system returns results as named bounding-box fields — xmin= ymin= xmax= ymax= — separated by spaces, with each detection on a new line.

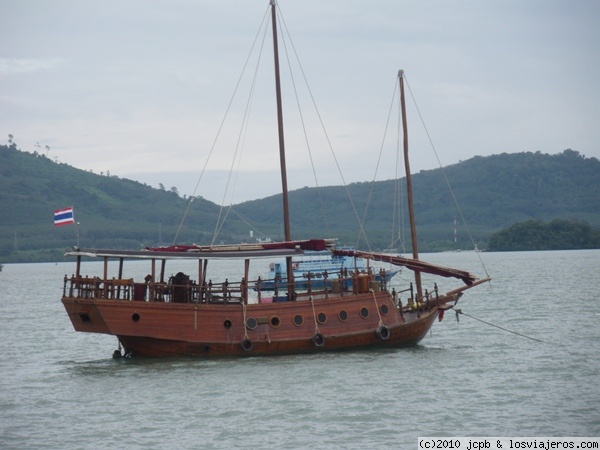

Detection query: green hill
xmin=488 ymin=219 xmax=600 ymax=251
xmin=235 ymin=149 xmax=600 ymax=249
xmin=1 ymin=143 xmax=599 ymax=262
xmin=0 ymin=143 xmax=239 ymax=261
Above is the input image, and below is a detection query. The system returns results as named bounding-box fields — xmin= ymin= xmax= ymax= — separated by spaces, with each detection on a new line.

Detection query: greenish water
xmin=1 ymin=250 xmax=599 ymax=448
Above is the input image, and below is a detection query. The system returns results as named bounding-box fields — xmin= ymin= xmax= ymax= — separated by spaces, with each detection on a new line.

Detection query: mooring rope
xmin=309 ymin=296 xmax=321 ymax=335
xmin=455 ymin=309 xmax=543 ymax=343
xmin=241 ymin=302 xmax=249 ymax=341
xmin=370 ymin=289 xmax=385 ymax=328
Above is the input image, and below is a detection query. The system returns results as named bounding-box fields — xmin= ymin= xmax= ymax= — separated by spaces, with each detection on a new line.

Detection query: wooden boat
xmin=61 ymin=1 xmax=490 ymax=358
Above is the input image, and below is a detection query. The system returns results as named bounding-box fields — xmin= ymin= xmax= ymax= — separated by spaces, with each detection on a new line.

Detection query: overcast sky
xmin=2 ymin=1 xmax=599 ymax=203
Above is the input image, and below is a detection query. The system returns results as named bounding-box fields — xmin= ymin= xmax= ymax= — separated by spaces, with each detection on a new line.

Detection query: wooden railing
xmin=63 ymin=276 xmax=245 ymax=304
xmin=63 ymin=268 xmax=391 ymax=304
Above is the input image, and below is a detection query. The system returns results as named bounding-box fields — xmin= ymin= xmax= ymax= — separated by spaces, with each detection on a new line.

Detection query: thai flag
xmin=54 ymin=207 xmax=75 ymax=226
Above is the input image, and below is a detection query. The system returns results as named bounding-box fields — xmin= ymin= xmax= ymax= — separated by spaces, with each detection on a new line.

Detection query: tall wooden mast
xmin=399 ymin=70 xmax=423 ymax=301
xmin=270 ymin=0 xmax=294 ymax=298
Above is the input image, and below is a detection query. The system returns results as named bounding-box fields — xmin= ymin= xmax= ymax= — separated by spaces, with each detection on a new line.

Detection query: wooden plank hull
xmin=61 ymin=292 xmax=440 ymax=357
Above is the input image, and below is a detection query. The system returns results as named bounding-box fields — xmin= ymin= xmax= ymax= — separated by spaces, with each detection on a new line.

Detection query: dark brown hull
xmin=62 ymin=291 xmax=440 ymax=357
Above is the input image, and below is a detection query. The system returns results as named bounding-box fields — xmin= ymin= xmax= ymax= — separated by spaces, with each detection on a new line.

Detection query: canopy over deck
xmin=64 ymin=239 xmax=335 ymax=260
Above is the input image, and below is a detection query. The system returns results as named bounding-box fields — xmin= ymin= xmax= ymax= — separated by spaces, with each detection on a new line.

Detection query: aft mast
xmin=270 ymin=0 xmax=294 ymax=298
xmin=399 ymin=70 xmax=423 ymax=301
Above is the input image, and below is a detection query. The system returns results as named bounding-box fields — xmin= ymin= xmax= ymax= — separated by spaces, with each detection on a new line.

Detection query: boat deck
xmin=62 ymin=270 xmax=394 ymax=306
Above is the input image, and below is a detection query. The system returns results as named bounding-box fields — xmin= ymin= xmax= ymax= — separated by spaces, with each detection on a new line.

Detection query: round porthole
xmin=317 ymin=312 xmax=327 ymax=324
xmin=338 ymin=310 xmax=348 ymax=322
xmin=223 ymin=319 xmax=232 ymax=329
xmin=380 ymin=304 xmax=389 ymax=315
xmin=132 ymin=313 xmax=140 ymax=322
xmin=293 ymin=314 xmax=304 ymax=326
xmin=246 ymin=317 xmax=258 ymax=330
xmin=360 ymin=307 xmax=369 ymax=319
xmin=270 ymin=316 xmax=281 ymax=328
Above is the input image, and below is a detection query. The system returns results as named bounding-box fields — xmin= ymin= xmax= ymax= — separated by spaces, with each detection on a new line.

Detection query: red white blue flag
xmin=54 ymin=207 xmax=75 ymax=226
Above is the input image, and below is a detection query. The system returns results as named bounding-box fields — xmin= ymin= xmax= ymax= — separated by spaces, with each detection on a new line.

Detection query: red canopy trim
xmin=145 ymin=239 xmax=329 ymax=254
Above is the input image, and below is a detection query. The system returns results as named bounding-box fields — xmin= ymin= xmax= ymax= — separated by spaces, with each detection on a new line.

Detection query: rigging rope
xmin=211 ymin=17 xmax=270 ymax=246
xmin=455 ymin=309 xmax=544 ymax=343
xmin=403 ymin=76 xmax=491 ymax=280
xmin=172 ymin=6 xmax=272 ymax=245
xmin=358 ymin=77 xmax=402 ymax=252
xmin=228 ymin=208 xmax=272 ymax=242
xmin=278 ymin=10 xmax=333 ymax=238
xmin=276 ymin=7 xmax=369 ymax=247
xmin=370 ymin=289 xmax=385 ymax=328
xmin=309 ymin=296 xmax=321 ymax=335
xmin=241 ymin=301 xmax=250 ymax=342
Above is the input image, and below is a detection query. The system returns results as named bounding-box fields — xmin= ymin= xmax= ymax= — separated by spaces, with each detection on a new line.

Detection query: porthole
xmin=132 ymin=312 xmax=140 ymax=322
xmin=293 ymin=314 xmax=304 ymax=326
xmin=317 ymin=312 xmax=327 ymax=324
xmin=338 ymin=310 xmax=348 ymax=322
xmin=246 ymin=317 xmax=258 ymax=330
xmin=223 ymin=319 xmax=232 ymax=329
xmin=270 ymin=316 xmax=281 ymax=328
xmin=380 ymin=304 xmax=389 ymax=315
xmin=359 ymin=307 xmax=369 ymax=319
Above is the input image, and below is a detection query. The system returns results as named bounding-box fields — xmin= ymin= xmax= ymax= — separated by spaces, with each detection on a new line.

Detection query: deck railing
xmin=63 ymin=268 xmax=391 ymax=305
xmin=63 ymin=275 xmax=246 ymax=304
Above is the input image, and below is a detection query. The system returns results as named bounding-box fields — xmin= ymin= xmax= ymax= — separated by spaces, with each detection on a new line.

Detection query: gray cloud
xmin=2 ymin=0 xmax=599 ymax=202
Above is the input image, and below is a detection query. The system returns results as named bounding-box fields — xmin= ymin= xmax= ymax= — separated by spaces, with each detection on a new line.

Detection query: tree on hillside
xmin=488 ymin=219 xmax=600 ymax=251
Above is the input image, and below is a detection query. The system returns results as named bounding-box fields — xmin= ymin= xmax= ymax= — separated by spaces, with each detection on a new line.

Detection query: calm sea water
xmin=1 ymin=250 xmax=599 ymax=448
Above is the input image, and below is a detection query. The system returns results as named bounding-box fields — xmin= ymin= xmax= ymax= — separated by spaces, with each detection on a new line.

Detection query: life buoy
xmin=241 ymin=339 xmax=253 ymax=351
xmin=312 ymin=333 xmax=325 ymax=347
xmin=376 ymin=325 xmax=390 ymax=340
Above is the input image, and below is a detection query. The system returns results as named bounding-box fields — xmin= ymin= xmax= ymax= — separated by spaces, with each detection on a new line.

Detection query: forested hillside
xmin=488 ymin=219 xmax=600 ymax=251
xmin=0 ymin=143 xmax=241 ymax=261
xmin=235 ymin=149 xmax=600 ymax=249
xmin=1 ymin=144 xmax=599 ymax=262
